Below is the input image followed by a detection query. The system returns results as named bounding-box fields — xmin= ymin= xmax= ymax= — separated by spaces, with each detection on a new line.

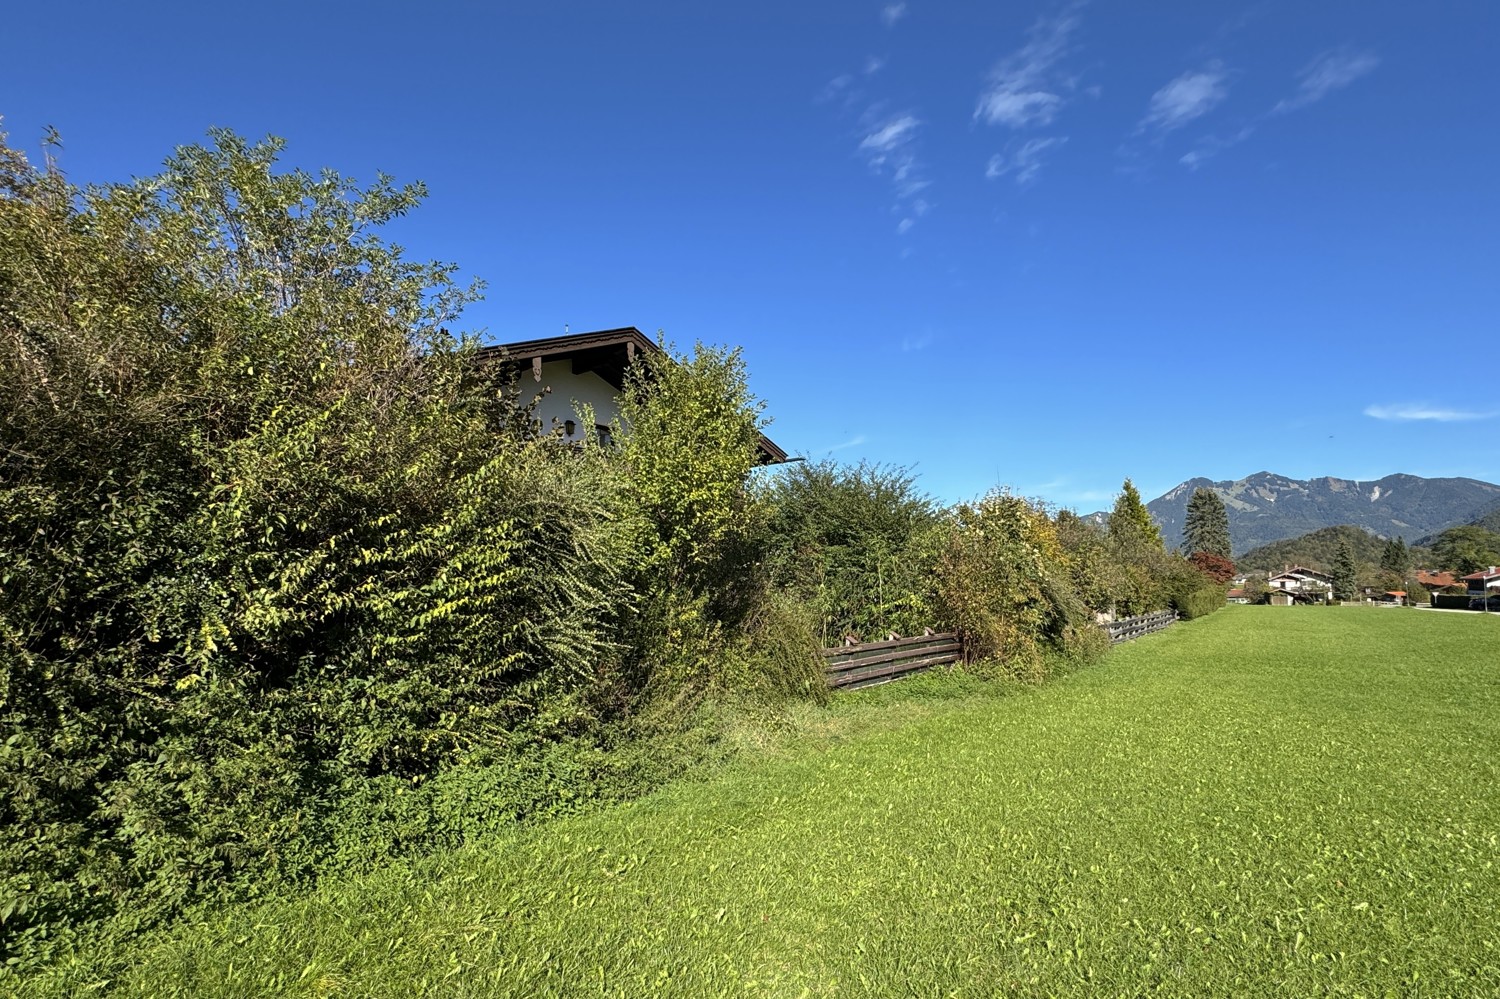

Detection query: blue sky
xmin=4 ymin=1 xmax=1497 ymax=509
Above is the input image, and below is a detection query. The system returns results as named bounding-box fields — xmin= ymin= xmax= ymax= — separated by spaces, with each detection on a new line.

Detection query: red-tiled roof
xmin=1461 ymin=566 xmax=1500 ymax=582
xmin=1416 ymin=570 xmax=1457 ymax=588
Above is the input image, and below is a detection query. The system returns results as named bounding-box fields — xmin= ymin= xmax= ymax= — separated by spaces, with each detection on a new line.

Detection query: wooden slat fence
xmin=1104 ymin=609 xmax=1177 ymax=644
xmin=823 ymin=631 xmax=961 ymax=690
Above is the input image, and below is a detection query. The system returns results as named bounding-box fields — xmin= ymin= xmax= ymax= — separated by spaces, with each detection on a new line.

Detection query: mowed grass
xmin=24 ymin=607 xmax=1500 ymax=997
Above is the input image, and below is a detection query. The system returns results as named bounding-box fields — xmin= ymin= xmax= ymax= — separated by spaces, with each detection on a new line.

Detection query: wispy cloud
xmin=858 ymin=111 xmax=932 ymax=232
xmin=1364 ymin=403 xmax=1497 ymax=423
xmin=860 ymin=114 xmax=919 ymax=154
xmin=881 ymin=3 xmax=906 ymax=28
xmin=986 ymin=136 xmax=1068 ymax=186
xmin=1180 ymin=124 xmax=1255 ymax=170
xmin=821 ymin=434 xmax=869 ymax=454
xmin=864 ymin=55 xmax=886 ymax=75
xmin=974 ymin=10 xmax=1082 ymax=129
xmin=1275 ymin=48 xmax=1379 ymax=113
xmin=1018 ymin=476 xmax=1115 ymax=506
xmin=1139 ymin=61 xmax=1230 ymax=134
xmin=900 ymin=330 xmax=934 ymax=352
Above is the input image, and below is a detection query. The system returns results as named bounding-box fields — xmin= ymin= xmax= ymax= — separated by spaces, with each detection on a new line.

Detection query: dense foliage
xmin=0 ymin=130 xmax=1224 ymax=969
xmin=1238 ymin=524 xmax=1412 ymax=574
xmin=1430 ymin=525 xmax=1500 ymax=576
xmin=1332 ymin=538 xmax=1359 ymax=601
xmin=1108 ymin=478 xmax=1163 ymax=551
xmin=761 ymin=460 xmax=940 ymax=645
xmin=1182 ymin=487 xmax=1232 ymax=560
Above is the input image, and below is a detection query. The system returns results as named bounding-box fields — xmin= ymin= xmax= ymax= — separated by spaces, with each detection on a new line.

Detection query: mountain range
xmin=1096 ymin=472 xmax=1500 ymax=556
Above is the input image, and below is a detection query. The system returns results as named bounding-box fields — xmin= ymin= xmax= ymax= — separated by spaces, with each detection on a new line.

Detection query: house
xmin=1267 ymin=566 xmax=1334 ymax=605
xmin=1226 ymin=588 xmax=1249 ymax=604
xmin=1462 ymin=566 xmax=1500 ymax=595
xmin=1415 ymin=569 xmax=1461 ymax=592
xmin=474 ymin=327 xmax=789 ymax=464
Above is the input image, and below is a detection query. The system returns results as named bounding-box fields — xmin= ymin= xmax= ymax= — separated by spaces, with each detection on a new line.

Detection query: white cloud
xmin=864 ymin=55 xmax=886 ymax=76
xmin=1140 ymin=62 xmax=1229 ymax=134
xmin=857 ymin=112 xmax=931 ymax=232
xmin=859 ymin=114 xmax=919 ymax=153
xmin=1180 ymin=125 xmax=1255 ymax=169
xmin=975 ymin=11 xmax=1081 ymax=129
xmin=900 ymin=331 xmax=933 ymax=351
xmin=986 ymin=136 xmax=1068 ymax=185
xmin=1276 ymin=48 xmax=1379 ymax=113
xmin=1364 ymin=403 xmax=1497 ymax=423
xmin=881 ymin=3 xmax=906 ymax=27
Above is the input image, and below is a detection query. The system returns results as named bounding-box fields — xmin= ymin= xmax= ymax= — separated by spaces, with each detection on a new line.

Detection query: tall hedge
xmin=0 ymin=131 xmax=641 ymax=958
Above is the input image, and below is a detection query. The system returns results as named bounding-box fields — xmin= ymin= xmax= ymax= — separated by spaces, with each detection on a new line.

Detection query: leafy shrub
xmin=761 ymin=460 xmax=940 ymax=644
xmin=0 ymin=131 xmax=642 ymax=959
xmin=933 ymin=492 xmax=1094 ymax=682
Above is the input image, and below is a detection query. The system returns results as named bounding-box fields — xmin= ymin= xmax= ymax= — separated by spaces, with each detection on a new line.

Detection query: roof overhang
xmin=476 ymin=327 xmax=791 ymax=465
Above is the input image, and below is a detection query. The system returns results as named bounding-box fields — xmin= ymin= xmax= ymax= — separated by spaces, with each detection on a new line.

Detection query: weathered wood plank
xmin=827 ymin=653 xmax=957 ymax=689
xmin=823 ymin=641 xmax=960 ymax=673
xmin=819 ymin=632 xmax=959 ymax=657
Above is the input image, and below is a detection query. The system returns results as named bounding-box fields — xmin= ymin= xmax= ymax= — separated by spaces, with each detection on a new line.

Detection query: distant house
xmin=1226 ymin=588 xmax=1249 ymax=604
xmin=1267 ymin=566 xmax=1334 ymax=605
xmin=1415 ymin=569 xmax=1461 ymax=592
xmin=475 ymin=327 xmax=789 ymax=464
xmin=1462 ymin=566 xmax=1500 ymax=597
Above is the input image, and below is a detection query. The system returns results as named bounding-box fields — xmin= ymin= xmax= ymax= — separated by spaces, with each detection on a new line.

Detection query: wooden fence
xmin=822 ymin=631 xmax=961 ymax=690
xmin=1104 ymin=609 xmax=1177 ymax=644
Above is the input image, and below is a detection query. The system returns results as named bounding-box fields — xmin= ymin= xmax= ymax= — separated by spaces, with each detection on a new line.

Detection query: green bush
xmin=933 ymin=492 xmax=1096 ymax=682
xmin=761 ymin=460 xmax=941 ymax=644
xmin=0 ymin=131 xmax=643 ymax=961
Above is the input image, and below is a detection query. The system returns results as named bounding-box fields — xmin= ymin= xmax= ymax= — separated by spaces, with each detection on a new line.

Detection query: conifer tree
xmin=1379 ymin=536 xmax=1409 ymax=576
xmin=1333 ymin=538 xmax=1359 ymax=601
xmin=1183 ymin=487 xmax=1232 ymax=560
xmin=1109 ymin=478 xmax=1163 ymax=551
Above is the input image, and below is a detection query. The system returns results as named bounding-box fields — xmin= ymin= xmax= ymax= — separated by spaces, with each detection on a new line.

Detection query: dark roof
xmin=476 ymin=327 xmax=789 ymax=465
xmin=1270 ymin=565 xmax=1333 ymax=581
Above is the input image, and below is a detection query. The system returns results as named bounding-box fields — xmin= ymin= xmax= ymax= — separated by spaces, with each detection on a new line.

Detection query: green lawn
xmin=23 ymin=607 xmax=1500 ymax=997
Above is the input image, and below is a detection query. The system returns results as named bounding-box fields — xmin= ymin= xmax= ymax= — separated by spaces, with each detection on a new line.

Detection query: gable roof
xmin=1461 ymin=566 xmax=1500 ymax=583
xmin=1269 ymin=565 xmax=1333 ymax=581
xmin=1416 ymin=570 xmax=1458 ymax=588
xmin=476 ymin=327 xmax=790 ymax=465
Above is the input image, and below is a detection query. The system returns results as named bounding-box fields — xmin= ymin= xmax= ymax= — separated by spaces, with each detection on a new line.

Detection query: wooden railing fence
xmin=822 ymin=631 xmax=961 ymax=690
xmin=1104 ymin=610 xmax=1177 ymax=644
xmin=824 ymin=611 xmax=1174 ymax=690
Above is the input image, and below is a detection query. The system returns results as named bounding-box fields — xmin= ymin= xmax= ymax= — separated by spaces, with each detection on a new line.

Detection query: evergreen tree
xmin=1379 ymin=536 xmax=1409 ymax=575
xmin=1108 ymin=478 xmax=1164 ymax=551
xmin=1332 ymin=538 xmax=1359 ymax=601
xmin=1183 ymin=487 xmax=1232 ymax=560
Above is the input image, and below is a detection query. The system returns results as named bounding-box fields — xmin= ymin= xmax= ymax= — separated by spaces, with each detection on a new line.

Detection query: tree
xmin=1332 ymin=538 xmax=1359 ymax=601
xmin=1183 ymin=487 xmax=1232 ymax=560
xmin=1109 ymin=478 xmax=1164 ymax=551
xmin=1189 ymin=551 xmax=1236 ymax=584
xmin=1432 ymin=526 xmax=1500 ymax=576
xmin=1379 ymin=536 xmax=1409 ymax=576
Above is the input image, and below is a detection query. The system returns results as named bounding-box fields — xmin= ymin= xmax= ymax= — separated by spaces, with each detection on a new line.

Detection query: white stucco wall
xmin=520 ymin=360 xmax=623 ymax=441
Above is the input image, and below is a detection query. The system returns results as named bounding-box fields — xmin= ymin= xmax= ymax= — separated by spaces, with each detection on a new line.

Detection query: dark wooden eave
xmin=475 ymin=327 xmax=791 ymax=465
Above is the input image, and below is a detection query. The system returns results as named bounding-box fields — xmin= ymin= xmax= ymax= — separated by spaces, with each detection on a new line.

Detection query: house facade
xmin=475 ymin=327 xmax=789 ymax=464
xmin=1462 ymin=566 xmax=1500 ymax=609
xmin=1267 ymin=566 xmax=1334 ymax=605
